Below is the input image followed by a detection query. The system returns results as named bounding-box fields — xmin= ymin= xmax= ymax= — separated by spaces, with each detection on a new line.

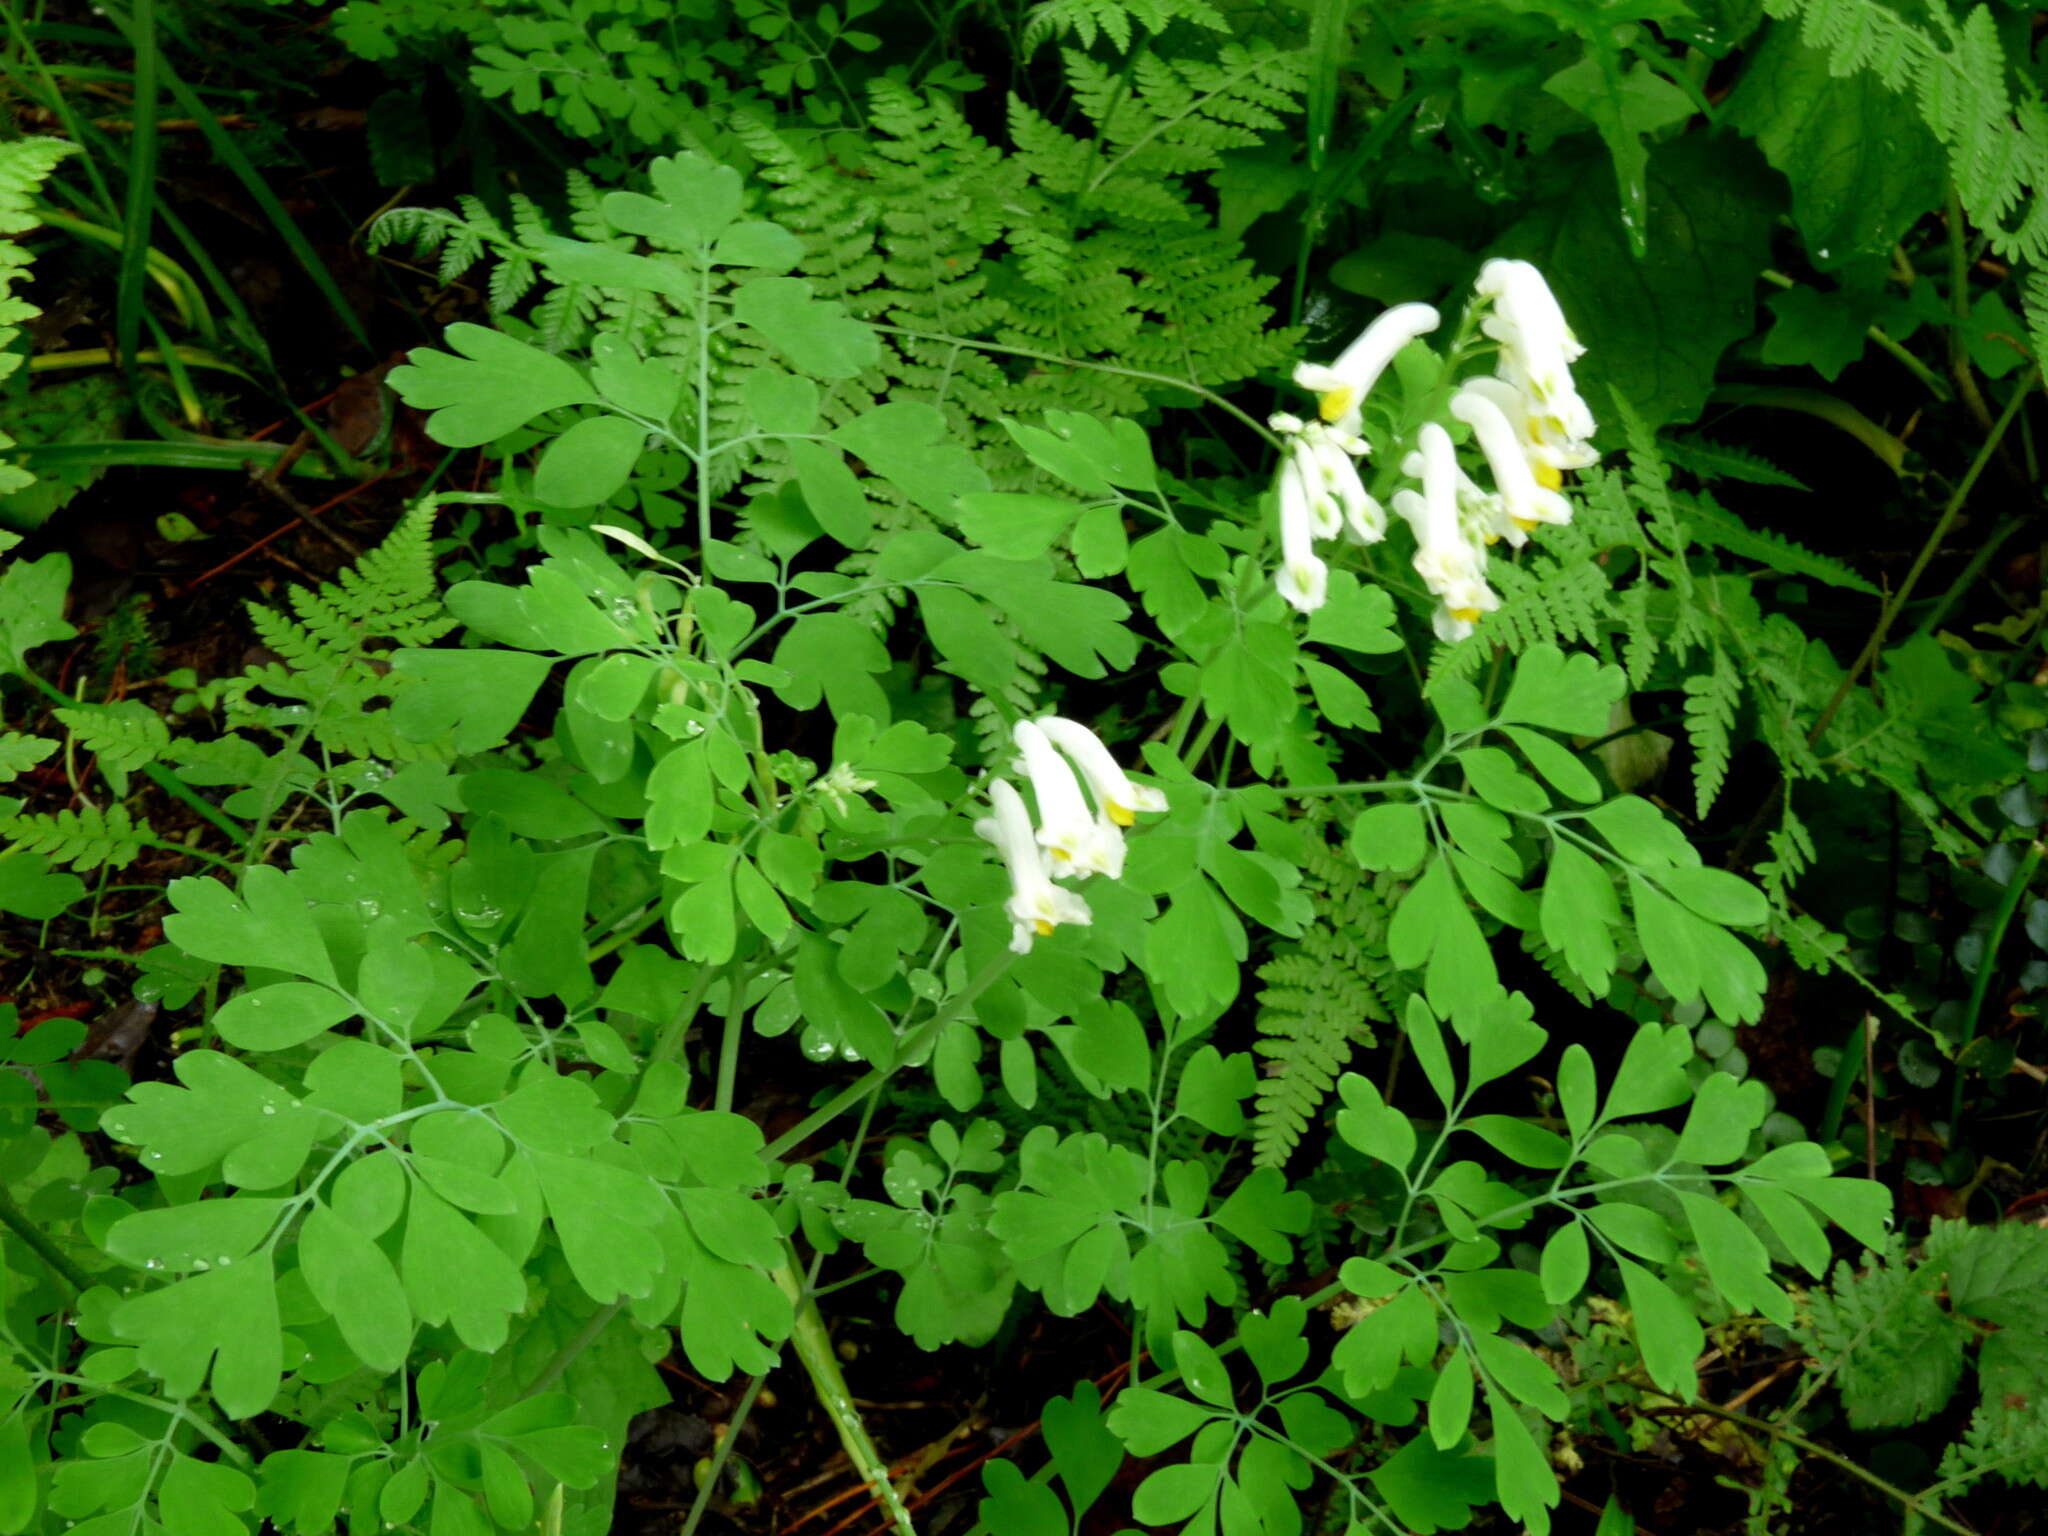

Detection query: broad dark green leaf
xmin=1723 ymin=23 xmax=1943 ymax=267
xmin=1492 ymin=135 xmax=1778 ymax=428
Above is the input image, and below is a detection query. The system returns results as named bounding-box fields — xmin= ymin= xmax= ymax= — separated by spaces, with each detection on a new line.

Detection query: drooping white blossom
xmin=1290 ymin=428 xmax=1385 ymax=545
xmin=1395 ymin=422 xmax=1498 ymax=642
xmin=1456 ymin=375 xmax=1598 ymax=491
xmin=1036 ymin=716 xmax=1167 ymax=828
xmin=978 ymin=779 xmax=1093 ymax=953
xmin=1274 ymin=453 xmax=1331 ymax=615
xmin=1451 ymin=384 xmax=1574 ymax=540
xmin=1473 ymin=260 xmax=1598 ymax=472
xmin=1013 ymin=719 xmax=1122 ymax=878
xmin=1292 ymin=302 xmax=1441 ymax=434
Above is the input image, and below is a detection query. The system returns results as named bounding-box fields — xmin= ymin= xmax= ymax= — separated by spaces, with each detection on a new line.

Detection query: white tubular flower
xmin=1394 ymin=422 xmax=1498 ymax=640
xmin=1014 ymin=719 xmax=1122 ymax=878
xmin=1451 ymin=385 xmax=1573 ymax=536
xmin=1036 ymin=716 xmax=1167 ymax=828
xmin=1430 ymin=578 xmax=1500 ymax=643
xmin=977 ymin=779 xmax=1092 ymax=953
xmin=1293 ymin=302 xmax=1441 ymax=433
xmin=1454 ymin=464 xmax=1515 ymax=549
xmin=1459 ymin=375 xmax=1598 ymax=489
xmin=1288 ymin=439 xmax=1345 ymax=540
xmin=1274 ymin=454 xmax=1330 ymax=615
xmin=1290 ymin=428 xmax=1385 ymax=545
xmin=1473 ymin=260 xmax=1599 ymax=469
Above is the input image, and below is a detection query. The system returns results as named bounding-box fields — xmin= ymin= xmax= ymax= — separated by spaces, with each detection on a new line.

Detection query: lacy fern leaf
xmin=1250 ymin=824 xmax=1394 ymax=1169
xmin=1023 ymin=0 xmax=1227 ymax=55
xmin=1682 ymin=648 xmax=1739 ymax=817
xmin=0 ymin=802 xmax=148 ymax=872
xmin=227 ymin=507 xmax=455 ymax=763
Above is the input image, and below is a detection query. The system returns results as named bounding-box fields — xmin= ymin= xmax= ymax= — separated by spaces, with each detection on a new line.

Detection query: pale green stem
xmin=770 ymin=1259 xmax=916 ymax=1536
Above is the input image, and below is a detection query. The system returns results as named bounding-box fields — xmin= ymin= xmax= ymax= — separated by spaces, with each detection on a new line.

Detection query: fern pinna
xmin=1251 ymin=813 xmax=1396 ymax=1169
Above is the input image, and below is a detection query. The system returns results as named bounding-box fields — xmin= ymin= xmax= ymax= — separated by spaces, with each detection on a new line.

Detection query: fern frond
xmin=1661 ymin=435 xmax=1810 ymax=491
xmin=249 ymin=506 xmax=453 ymax=671
xmin=55 ymin=701 xmax=171 ymax=782
xmin=1682 ymin=493 xmax=1877 ymax=594
xmin=0 ymin=802 xmax=148 ymax=871
xmin=0 ymin=137 xmax=80 ymax=494
xmin=1682 ymin=647 xmax=1739 ymax=817
xmin=1022 ymin=0 xmax=1227 ymax=54
xmin=2023 ymin=265 xmax=2048 ymax=371
xmin=224 ymin=507 xmax=454 ymax=764
xmin=1250 ymin=826 xmax=1392 ymax=1168
xmin=0 ymin=732 xmax=56 ymax=780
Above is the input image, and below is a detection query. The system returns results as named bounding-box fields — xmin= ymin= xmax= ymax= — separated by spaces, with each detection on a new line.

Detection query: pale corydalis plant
xmin=1267 ymin=259 xmax=1598 ymax=641
xmin=977 ymin=718 xmax=1165 ymax=953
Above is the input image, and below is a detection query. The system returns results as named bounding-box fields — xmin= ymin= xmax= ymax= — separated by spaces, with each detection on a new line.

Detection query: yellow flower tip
xmin=1511 ymin=515 xmax=1539 ymax=531
xmin=1533 ymin=461 xmax=1563 ymax=491
xmin=1051 ymin=847 xmax=1071 ymax=862
xmin=1317 ymin=386 xmax=1355 ymax=424
xmin=1033 ymin=919 xmax=1056 ymax=937
xmin=1451 ymin=606 xmax=1482 ymax=624
xmin=1483 ymin=531 xmax=1501 ymax=546
xmin=1106 ymin=803 xmax=1136 ymax=828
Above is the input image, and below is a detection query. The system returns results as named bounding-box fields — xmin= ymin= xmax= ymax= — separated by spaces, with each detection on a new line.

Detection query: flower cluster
xmin=1269 ymin=258 xmax=1598 ymax=642
xmin=977 ymin=718 xmax=1166 ymax=953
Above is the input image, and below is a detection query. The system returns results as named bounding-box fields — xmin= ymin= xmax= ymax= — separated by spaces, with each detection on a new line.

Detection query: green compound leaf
xmin=100 ymin=1049 xmax=307 ymax=1179
xmin=590 ymin=331 xmax=684 ymax=420
xmin=954 ymin=492 xmax=1083 ymax=559
xmin=386 ymin=322 xmax=598 ymax=447
xmin=1540 ymin=1220 xmax=1591 ymax=1305
xmin=1170 ymin=1330 xmax=1234 ymax=1408
xmin=0 ymin=849 xmax=85 ymax=921
xmin=299 ymin=1202 xmax=414 ymax=1371
xmin=1672 ymin=1072 xmax=1768 ymax=1164
xmin=390 ymin=648 xmax=556 ymax=754
xmin=1617 ymin=1256 xmax=1704 ymax=1399
xmin=255 ymin=1449 xmax=352 ymax=1536
xmin=162 ymin=867 xmax=337 ymax=985
xmin=1427 ymin=1348 xmax=1474 ymax=1449
xmin=533 ymin=414 xmax=650 ymax=507
xmin=1502 ymin=726 xmax=1601 ymax=804
xmin=1495 ymin=643 xmax=1627 ymax=738
xmin=1457 ymin=746 xmax=1549 ymax=817
xmin=1005 ymin=411 xmax=1158 ymax=495
xmin=1366 ymin=1432 xmax=1495 ymax=1535
xmin=1489 ymin=1399 xmax=1561 ymax=1531
xmin=1681 ymin=1191 xmax=1790 ymax=1325
xmin=0 ymin=552 xmax=78 ymax=673
xmin=733 ymin=277 xmax=879 ymax=379
xmin=212 ymin=982 xmax=358 ymax=1052
xmin=606 ymin=153 xmax=742 ymax=249
xmin=401 ymin=1184 xmax=528 ymax=1353
xmin=712 ymin=220 xmax=805 ymax=271
xmin=104 ymin=1197 xmax=285 ymax=1271
xmin=110 ymin=1254 xmax=282 ymax=1418
xmin=1334 ymin=1074 xmax=1415 ymax=1171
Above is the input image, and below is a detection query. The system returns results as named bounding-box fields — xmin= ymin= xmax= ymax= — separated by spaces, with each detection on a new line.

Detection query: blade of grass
xmin=141 ymin=309 xmax=206 ymax=429
xmin=98 ymin=0 xmax=372 ymax=352
xmin=29 ymin=345 xmax=252 ymax=381
xmin=35 ymin=208 xmax=204 ymax=332
xmin=113 ymin=0 xmax=161 ymax=373
xmin=9 ymin=440 xmax=340 ymax=476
